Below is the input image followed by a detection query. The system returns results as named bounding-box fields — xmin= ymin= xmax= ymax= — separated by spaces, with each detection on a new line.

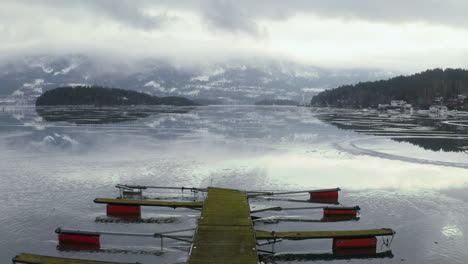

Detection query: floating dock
xmin=255 ymin=228 xmax=395 ymax=240
xmin=94 ymin=198 xmax=203 ymax=209
xmin=188 ymin=187 xmax=258 ymax=264
xmin=14 ymin=186 xmax=396 ymax=264
xmin=12 ymin=253 xmax=141 ymax=264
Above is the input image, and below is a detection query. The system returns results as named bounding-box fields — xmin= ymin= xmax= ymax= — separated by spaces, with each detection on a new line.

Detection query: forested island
xmin=36 ymin=86 xmax=196 ymax=106
xmin=311 ymin=68 xmax=468 ymax=109
xmin=255 ymin=99 xmax=299 ymax=106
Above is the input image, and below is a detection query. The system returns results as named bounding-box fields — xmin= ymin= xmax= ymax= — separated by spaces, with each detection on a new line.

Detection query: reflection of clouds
xmin=300 ymin=118 xmax=323 ymax=125
xmin=31 ymin=133 xmax=78 ymax=152
xmin=12 ymin=114 xmax=24 ymax=120
xmin=337 ymin=138 xmax=468 ymax=169
xmin=22 ymin=122 xmax=46 ymax=131
xmin=4 ymin=106 xmax=48 ymax=130
xmin=2 ymin=106 xmax=467 ymax=191
xmin=145 ymin=116 xmax=177 ymax=128
xmin=442 ymin=120 xmax=468 ymax=128
xmin=441 ymin=186 xmax=468 ymax=202
xmin=280 ymin=133 xmax=318 ymax=143
xmin=198 ymin=168 xmax=272 ymax=191
xmin=197 ymin=148 xmax=468 ymax=191
xmin=2 ymin=106 xmax=468 ymax=263
xmin=442 ymin=225 xmax=463 ymax=238
xmin=176 ymin=112 xmax=200 ymax=120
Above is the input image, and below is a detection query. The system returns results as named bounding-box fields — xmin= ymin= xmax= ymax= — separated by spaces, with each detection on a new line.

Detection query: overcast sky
xmin=1 ymin=0 xmax=468 ymax=72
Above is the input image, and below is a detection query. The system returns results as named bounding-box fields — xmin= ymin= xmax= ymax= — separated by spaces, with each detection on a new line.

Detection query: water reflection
xmin=442 ymin=225 xmax=463 ymax=238
xmin=0 ymin=105 xmax=467 ymax=263
xmin=57 ymin=246 xmax=166 ymax=256
xmin=393 ymin=138 xmax=467 ymax=152
xmin=95 ymin=216 xmax=182 ymax=224
xmin=260 ymin=250 xmax=394 ymax=262
xmin=253 ymin=215 xmax=360 ymax=224
xmin=316 ymin=108 xmax=468 ymax=153
xmin=36 ymin=105 xmax=194 ymax=124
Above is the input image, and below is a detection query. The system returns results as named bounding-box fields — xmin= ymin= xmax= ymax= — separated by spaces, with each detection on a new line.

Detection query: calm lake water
xmin=0 ymin=105 xmax=467 ymax=264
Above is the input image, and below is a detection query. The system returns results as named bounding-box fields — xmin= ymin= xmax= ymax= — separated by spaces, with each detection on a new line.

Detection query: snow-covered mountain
xmin=0 ymin=55 xmax=398 ymax=105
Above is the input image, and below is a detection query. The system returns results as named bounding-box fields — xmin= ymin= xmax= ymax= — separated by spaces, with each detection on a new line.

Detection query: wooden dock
xmin=12 ymin=253 xmax=141 ymax=264
xmin=14 ymin=186 xmax=396 ymax=264
xmin=256 ymin=228 xmax=395 ymax=240
xmin=188 ymin=187 xmax=258 ymax=264
xmin=94 ymin=198 xmax=203 ymax=209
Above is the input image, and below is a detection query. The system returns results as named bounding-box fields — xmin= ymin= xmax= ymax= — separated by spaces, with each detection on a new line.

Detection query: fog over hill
xmin=0 ymin=55 xmax=397 ymax=105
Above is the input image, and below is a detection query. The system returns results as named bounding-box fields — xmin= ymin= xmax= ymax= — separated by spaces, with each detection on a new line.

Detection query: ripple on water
xmin=0 ymin=106 xmax=467 ymax=263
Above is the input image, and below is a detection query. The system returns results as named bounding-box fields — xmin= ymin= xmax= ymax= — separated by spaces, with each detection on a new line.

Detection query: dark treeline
xmin=36 ymin=106 xmax=192 ymax=124
xmin=311 ymin=68 xmax=468 ymax=109
xmin=36 ymin=86 xmax=196 ymax=106
xmin=393 ymin=138 xmax=467 ymax=153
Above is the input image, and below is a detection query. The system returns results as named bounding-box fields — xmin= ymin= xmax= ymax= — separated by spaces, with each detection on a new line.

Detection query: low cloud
xmin=13 ymin=0 xmax=172 ymax=31
xmin=7 ymin=0 xmax=468 ymax=34
xmin=0 ymin=0 xmax=467 ymax=71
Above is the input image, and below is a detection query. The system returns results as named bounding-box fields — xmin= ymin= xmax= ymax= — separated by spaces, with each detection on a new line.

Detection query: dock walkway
xmin=94 ymin=198 xmax=203 ymax=209
xmin=12 ymin=253 xmax=141 ymax=264
xmin=15 ymin=187 xmax=396 ymax=264
xmin=188 ymin=187 xmax=258 ymax=264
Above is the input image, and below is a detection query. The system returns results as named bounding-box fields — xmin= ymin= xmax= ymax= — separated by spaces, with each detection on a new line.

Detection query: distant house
xmin=377 ymin=103 xmax=389 ymax=109
xmin=429 ymin=105 xmax=448 ymax=114
xmin=379 ymin=100 xmax=412 ymax=113
xmin=433 ymin=97 xmax=444 ymax=104
xmin=390 ymin=100 xmax=407 ymax=107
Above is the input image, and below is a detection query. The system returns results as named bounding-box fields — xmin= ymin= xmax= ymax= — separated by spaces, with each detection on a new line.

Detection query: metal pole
xmin=252 ymin=206 xmax=358 ymax=213
xmin=56 ymin=228 xmax=194 ymax=241
xmin=160 ymin=228 xmax=196 ymax=234
xmin=247 ymin=188 xmax=340 ymax=197
xmin=116 ymin=184 xmax=207 ymax=192
xmin=251 ymin=206 xmax=322 ymax=213
xmin=282 ymin=206 xmax=359 ymax=211
xmin=253 ymin=217 xmax=324 ymax=223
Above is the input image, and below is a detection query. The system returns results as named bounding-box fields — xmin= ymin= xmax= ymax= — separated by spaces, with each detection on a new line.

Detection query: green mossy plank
xmin=256 ymin=228 xmax=395 ymax=240
xmin=93 ymin=198 xmax=203 ymax=208
xmin=188 ymin=187 xmax=258 ymax=264
xmin=12 ymin=253 xmax=141 ymax=264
